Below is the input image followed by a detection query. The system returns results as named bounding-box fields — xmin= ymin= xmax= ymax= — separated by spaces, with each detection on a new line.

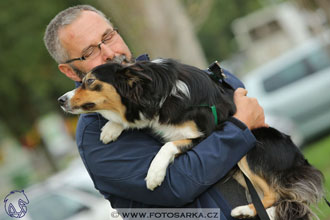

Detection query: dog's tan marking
xmin=237 ymin=156 xmax=277 ymax=216
xmin=153 ymin=120 xmax=202 ymax=143
xmin=70 ymin=74 xmax=127 ymax=122
xmin=178 ymin=121 xmax=198 ymax=130
xmin=233 ymin=171 xmax=248 ymax=189
xmin=172 ymin=139 xmax=194 ymax=157
xmin=176 ymin=120 xmax=201 ymax=138
xmin=172 ymin=139 xmax=193 ymax=148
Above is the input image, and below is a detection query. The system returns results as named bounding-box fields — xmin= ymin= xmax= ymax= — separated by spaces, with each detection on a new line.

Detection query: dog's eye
xmin=86 ymin=78 xmax=95 ymax=86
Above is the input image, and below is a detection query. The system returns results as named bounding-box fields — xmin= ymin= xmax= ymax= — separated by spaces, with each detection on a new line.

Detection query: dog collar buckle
xmin=208 ymin=61 xmax=226 ymax=82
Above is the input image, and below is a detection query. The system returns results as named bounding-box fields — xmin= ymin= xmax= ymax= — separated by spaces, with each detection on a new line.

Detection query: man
xmin=44 ymin=5 xmax=266 ymax=219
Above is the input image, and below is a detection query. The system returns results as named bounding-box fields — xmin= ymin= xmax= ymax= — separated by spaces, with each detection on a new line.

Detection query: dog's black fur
xmin=65 ymin=59 xmax=324 ymax=219
xmin=92 ymin=60 xmax=235 ymax=139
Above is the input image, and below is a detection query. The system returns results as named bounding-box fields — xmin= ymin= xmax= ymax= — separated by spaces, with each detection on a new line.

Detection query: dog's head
xmin=58 ymin=62 xmax=153 ymax=117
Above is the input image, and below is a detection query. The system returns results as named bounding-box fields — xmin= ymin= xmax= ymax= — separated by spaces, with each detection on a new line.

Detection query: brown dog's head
xmin=58 ymin=62 xmax=153 ymax=120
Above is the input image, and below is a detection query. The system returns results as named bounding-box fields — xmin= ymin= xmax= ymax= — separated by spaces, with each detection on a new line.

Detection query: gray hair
xmin=44 ymin=5 xmax=111 ymax=64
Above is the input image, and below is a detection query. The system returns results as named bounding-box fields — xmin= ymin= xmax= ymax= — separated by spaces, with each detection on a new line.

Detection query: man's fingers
xmin=235 ymin=88 xmax=248 ymax=97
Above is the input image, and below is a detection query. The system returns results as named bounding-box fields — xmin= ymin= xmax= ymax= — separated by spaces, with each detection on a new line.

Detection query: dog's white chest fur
xmin=150 ymin=119 xmax=203 ymax=142
xmin=98 ymin=110 xmax=203 ymax=142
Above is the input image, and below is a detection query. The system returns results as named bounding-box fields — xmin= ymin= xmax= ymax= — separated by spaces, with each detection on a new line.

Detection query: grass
xmin=303 ymin=135 xmax=330 ymax=220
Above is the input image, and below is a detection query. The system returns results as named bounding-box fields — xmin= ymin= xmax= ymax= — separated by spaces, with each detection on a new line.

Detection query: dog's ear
xmin=124 ymin=66 xmax=153 ymax=87
xmin=115 ymin=66 xmax=152 ymax=105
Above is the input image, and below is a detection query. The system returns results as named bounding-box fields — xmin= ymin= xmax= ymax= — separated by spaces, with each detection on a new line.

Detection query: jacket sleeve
xmin=76 ymin=114 xmax=256 ymax=207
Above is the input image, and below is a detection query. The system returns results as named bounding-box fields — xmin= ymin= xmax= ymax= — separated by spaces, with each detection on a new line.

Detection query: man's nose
xmin=99 ymin=44 xmax=115 ymax=61
xmin=58 ymin=95 xmax=68 ymax=106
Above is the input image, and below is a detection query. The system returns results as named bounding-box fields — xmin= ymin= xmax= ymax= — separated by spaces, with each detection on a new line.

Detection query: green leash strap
xmin=210 ymin=105 xmax=218 ymax=125
xmin=196 ymin=104 xmax=218 ymax=125
xmin=190 ymin=61 xmax=224 ymax=126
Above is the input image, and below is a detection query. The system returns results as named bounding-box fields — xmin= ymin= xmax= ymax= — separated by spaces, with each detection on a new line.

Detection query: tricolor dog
xmin=58 ymin=59 xmax=324 ymax=220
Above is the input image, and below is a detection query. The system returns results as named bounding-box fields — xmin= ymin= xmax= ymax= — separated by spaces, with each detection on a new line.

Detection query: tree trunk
xmin=96 ymin=0 xmax=207 ymax=68
xmin=315 ymin=0 xmax=330 ymax=25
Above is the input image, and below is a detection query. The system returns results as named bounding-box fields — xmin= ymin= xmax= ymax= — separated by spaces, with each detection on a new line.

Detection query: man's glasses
xmin=64 ymin=28 xmax=118 ymax=64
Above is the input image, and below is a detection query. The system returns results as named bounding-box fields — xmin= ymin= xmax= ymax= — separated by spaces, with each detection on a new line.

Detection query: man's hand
xmin=233 ymin=88 xmax=268 ymax=130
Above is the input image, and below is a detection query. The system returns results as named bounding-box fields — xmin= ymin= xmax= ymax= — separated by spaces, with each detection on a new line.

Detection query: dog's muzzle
xmin=58 ymin=95 xmax=68 ymax=107
xmin=58 ymin=90 xmax=75 ymax=112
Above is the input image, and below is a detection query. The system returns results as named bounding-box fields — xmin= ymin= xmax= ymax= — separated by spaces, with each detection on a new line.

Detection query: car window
xmin=307 ymin=47 xmax=330 ymax=72
xmin=27 ymin=193 xmax=89 ymax=220
xmin=263 ymin=45 xmax=330 ymax=93
xmin=263 ymin=59 xmax=310 ymax=92
xmin=73 ymin=185 xmax=103 ymax=198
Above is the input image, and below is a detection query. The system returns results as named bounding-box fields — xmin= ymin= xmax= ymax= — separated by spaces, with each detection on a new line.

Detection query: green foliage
xmin=0 ymin=0 xmax=289 ymax=138
xmin=0 ymin=0 xmax=80 ymax=137
xmin=195 ymin=0 xmax=263 ymax=62
xmin=303 ymin=136 xmax=330 ymax=220
xmin=194 ymin=0 xmax=287 ymax=63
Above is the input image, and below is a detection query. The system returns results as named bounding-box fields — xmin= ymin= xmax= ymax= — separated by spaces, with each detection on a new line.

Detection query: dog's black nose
xmin=58 ymin=95 xmax=68 ymax=106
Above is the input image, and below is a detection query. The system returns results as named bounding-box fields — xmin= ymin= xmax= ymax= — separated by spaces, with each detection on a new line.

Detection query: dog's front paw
xmin=145 ymin=142 xmax=179 ymax=191
xmin=100 ymin=122 xmax=124 ymax=144
xmin=145 ymin=159 xmax=168 ymax=191
xmin=231 ymin=205 xmax=256 ymax=219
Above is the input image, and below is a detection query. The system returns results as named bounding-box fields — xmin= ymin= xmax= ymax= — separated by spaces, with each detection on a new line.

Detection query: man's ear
xmin=58 ymin=64 xmax=81 ymax=81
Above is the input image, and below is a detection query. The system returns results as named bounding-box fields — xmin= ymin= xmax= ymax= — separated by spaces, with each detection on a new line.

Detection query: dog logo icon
xmin=4 ymin=190 xmax=29 ymax=218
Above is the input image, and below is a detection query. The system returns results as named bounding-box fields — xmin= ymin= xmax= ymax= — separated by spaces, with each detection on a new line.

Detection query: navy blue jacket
xmin=75 ymin=55 xmax=256 ymax=219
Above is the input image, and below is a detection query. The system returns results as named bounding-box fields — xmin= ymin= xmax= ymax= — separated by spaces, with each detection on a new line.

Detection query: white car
xmin=243 ymin=32 xmax=330 ymax=144
xmin=0 ymin=159 xmax=120 ymax=220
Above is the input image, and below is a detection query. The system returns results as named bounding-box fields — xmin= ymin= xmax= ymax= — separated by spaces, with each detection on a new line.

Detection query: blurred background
xmin=0 ymin=0 xmax=330 ymax=219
